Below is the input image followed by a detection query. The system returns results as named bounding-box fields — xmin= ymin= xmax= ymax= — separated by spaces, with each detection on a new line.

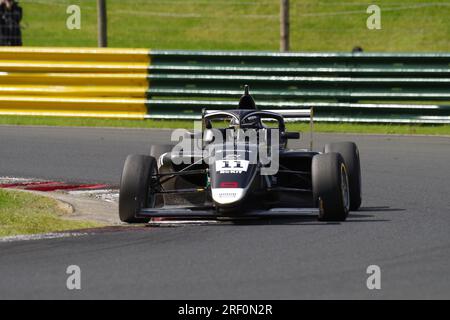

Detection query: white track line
xmin=0 ymin=177 xmax=39 ymax=183
xmin=148 ymin=220 xmax=221 ymax=227
xmin=68 ymin=189 xmax=118 ymax=195
xmin=0 ymin=232 xmax=89 ymax=243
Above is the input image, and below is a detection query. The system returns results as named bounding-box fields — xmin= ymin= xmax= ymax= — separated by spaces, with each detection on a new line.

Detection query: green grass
xmin=0 ymin=189 xmax=102 ymax=237
xmin=1 ymin=115 xmax=449 ymax=135
xmin=19 ymin=0 xmax=450 ymax=51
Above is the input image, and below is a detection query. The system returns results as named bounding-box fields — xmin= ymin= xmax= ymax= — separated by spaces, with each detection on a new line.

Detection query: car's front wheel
xmin=312 ymin=153 xmax=350 ymax=221
xmin=119 ymin=155 xmax=158 ymax=223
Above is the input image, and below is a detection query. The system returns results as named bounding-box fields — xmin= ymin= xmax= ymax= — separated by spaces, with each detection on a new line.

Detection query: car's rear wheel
xmin=312 ymin=153 xmax=350 ymax=221
xmin=150 ymin=145 xmax=173 ymax=163
xmin=324 ymin=142 xmax=361 ymax=210
xmin=119 ymin=155 xmax=158 ymax=223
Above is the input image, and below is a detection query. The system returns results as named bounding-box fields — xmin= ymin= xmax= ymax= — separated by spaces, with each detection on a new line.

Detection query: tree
xmin=97 ymin=0 xmax=107 ymax=47
xmin=280 ymin=0 xmax=290 ymax=52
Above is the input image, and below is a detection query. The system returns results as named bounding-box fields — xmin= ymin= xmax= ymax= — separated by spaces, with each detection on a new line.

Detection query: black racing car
xmin=119 ymin=86 xmax=361 ymax=222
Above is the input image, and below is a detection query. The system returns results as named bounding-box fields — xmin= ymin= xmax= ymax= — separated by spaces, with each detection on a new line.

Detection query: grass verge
xmin=0 ymin=189 xmax=102 ymax=237
xmin=20 ymin=0 xmax=450 ymax=52
xmin=0 ymin=115 xmax=449 ymax=136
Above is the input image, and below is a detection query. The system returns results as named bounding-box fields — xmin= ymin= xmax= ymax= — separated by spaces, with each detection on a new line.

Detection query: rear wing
xmin=203 ymin=107 xmax=315 ymax=151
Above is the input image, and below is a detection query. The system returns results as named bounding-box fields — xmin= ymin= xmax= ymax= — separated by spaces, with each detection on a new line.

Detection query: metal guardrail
xmin=147 ymin=50 xmax=450 ymax=123
xmin=0 ymin=48 xmax=449 ymax=123
xmin=0 ymin=47 xmax=149 ymax=118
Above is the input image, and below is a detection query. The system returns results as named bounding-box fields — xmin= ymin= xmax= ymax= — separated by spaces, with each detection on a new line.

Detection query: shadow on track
xmin=357 ymin=206 xmax=405 ymax=212
xmin=147 ymin=205 xmax=402 ymax=227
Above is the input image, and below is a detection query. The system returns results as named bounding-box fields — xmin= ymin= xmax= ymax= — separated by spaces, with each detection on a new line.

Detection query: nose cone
xmin=209 ymin=142 xmax=257 ymax=207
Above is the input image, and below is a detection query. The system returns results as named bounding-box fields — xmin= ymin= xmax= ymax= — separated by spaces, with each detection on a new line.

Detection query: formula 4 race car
xmin=119 ymin=86 xmax=361 ymax=223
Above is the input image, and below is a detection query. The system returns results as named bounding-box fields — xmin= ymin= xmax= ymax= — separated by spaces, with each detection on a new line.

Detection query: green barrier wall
xmin=146 ymin=51 xmax=450 ymax=123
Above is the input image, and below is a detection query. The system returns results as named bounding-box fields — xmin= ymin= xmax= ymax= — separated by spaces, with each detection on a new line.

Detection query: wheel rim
xmin=341 ymin=164 xmax=350 ymax=212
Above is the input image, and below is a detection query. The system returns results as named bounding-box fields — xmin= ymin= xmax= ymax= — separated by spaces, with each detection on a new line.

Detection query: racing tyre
xmin=312 ymin=153 xmax=350 ymax=221
xmin=119 ymin=155 xmax=158 ymax=223
xmin=324 ymin=142 xmax=361 ymax=210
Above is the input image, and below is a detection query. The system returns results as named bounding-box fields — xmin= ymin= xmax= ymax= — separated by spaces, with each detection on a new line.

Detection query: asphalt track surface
xmin=0 ymin=126 xmax=449 ymax=299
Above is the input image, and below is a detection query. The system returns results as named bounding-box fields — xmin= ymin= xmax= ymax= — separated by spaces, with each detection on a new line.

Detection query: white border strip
xmin=0 ymin=232 xmax=89 ymax=243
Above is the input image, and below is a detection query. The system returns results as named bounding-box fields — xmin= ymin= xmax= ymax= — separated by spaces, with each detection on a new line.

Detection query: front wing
xmin=137 ymin=206 xmax=319 ymax=219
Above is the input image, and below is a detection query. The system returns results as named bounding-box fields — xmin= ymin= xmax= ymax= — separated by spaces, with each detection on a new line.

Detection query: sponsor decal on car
xmin=211 ymin=188 xmax=245 ymax=205
xmin=216 ymin=160 xmax=249 ymax=174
